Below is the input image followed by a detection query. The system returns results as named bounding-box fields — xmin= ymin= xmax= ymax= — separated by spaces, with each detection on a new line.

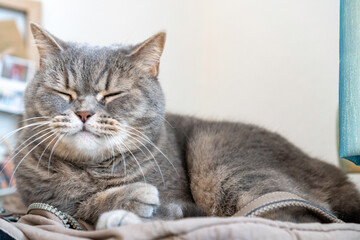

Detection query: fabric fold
xmin=1 ymin=210 xmax=360 ymax=240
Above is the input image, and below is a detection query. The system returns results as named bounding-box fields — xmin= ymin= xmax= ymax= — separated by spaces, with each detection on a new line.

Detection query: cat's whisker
xmin=0 ymin=130 xmax=55 ymax=175
xmin=125 ymin=133 xmax=165 ymax=187
xmin=47 ymin=134 xmax=66 ymax=176
xmin=121 ymin=152 xmax=127 ymax=183
xmin=9 ymin=131 xmax=59 ymax=187
xmin=125 ymin=125 xmax=179 ymax=176
xmin=37 ymin=133 xmax=61 ymax=170
xmin=118 ymin=140 xmax=147 ymax=184
xmin=158 ymin=114 xmax=174 ymax=129
xmin=9 ymin=127 xmax=53 ymax=159
xmin=129 ymin=130 xmax=178 ymax=176
xmin=31 ymin=122 xmax=51 ymax=131
xmin=0 ymin=121 xmax=50 ymax=144
xmin=125 ymin=136 xmax=157 ymax=175
xmin=107 ymin=133 xmax=127 ymax=182
xmin=125 ymin=135 xmax=156 ymax=168
xmin=105 ymin=135 xmax=116 ymax=174
xmin=19 ymin=116 xmax=51 ymax=123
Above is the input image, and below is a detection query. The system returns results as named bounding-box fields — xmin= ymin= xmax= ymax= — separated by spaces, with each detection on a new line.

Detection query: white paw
xmin=96 ymin=210 xmax=142 ymax=230
xmin=130 ymin=183 xmax=160 ymax=218
xmin=167 ymin=203 xmax=183 ymax=218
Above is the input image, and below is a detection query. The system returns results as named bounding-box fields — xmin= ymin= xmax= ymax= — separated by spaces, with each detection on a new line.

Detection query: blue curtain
xmin=339 ymin=0 xmax=360 ymax=165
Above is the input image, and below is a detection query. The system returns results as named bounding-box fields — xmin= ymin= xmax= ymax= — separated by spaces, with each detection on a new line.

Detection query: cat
xmin=13 ymin=23 xmax=360 ymax=229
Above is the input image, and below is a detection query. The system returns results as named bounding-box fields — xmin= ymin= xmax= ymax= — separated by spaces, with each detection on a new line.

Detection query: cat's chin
xmin=77 ymin=130 xmax=98 ymax=139
xmin=62 ymin=130 xmax=104 ymax=153
xmin=74 ymin=131 xmax=100 ymax=147
xmin=58 ymin=129 xmax=128 ymax=162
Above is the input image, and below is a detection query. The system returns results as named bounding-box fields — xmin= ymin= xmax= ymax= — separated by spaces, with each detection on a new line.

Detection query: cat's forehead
xmin=62 ymin=45 xmax=129 ymax=69
xmin=54 ymin=45 xmax=135 ymax=93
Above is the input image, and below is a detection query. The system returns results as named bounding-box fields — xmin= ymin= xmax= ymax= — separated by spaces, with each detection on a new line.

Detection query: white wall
xmin=38 ymin=0 xmax=339 ymax=165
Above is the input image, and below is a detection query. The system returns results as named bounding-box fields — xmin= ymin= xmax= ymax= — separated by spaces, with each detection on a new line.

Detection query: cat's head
xmin=25 ymin=23 xmax=166 ymax=163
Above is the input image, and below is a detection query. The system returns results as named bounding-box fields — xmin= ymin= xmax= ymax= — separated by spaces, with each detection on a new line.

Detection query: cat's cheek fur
xmin=37 ymin=92 xmax=70 ymax=116
xmin=50 ymin=112 xmax=83 ymax=135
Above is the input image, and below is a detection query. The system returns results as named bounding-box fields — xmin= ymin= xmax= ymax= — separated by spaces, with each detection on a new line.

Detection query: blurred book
xmin=0 ymin=144 xmax=15 ymax=189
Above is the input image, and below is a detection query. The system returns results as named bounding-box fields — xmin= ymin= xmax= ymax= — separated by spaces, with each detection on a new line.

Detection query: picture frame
xmin=0 ymin=0 xmax=42 ymax=63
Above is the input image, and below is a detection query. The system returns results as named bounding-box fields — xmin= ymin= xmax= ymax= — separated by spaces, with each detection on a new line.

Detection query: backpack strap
xmin=234 ymin=191 xmax=344 ymax=223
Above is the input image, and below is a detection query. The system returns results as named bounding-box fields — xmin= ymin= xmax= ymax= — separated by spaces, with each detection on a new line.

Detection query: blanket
xmin=1 ymin=210 xmax=360 ymax=240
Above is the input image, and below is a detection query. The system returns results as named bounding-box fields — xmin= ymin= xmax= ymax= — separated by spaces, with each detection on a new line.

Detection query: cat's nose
xmin=76 ymin=111 xmax=94 ymax=123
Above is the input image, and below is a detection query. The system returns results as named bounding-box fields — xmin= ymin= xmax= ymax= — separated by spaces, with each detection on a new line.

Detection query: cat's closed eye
xmin=54 ymin=89 xmax=77 ymax=103
xmin=99 ymin=91 xmax=125 ymax=105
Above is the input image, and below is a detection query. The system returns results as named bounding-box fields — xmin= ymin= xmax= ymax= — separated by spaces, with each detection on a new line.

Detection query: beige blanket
xmin=1 ymin=211 xmax=360 ymax=240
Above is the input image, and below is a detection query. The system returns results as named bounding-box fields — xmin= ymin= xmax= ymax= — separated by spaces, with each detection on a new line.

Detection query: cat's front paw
xmin=96 ymin=210 xmax=142 ymax=230
xmin=129 ymin=183 xmax=160 ymax=218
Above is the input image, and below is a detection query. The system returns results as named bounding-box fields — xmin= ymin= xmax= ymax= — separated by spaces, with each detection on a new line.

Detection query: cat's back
xmin=165 ymin=113 xmax=350 ymax=194
xmin=165 ymin=112 xmax=307 ymax=165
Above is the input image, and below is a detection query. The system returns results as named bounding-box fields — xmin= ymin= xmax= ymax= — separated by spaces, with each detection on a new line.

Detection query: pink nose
xmin=76 ymin=111 xmax=93 ymax=123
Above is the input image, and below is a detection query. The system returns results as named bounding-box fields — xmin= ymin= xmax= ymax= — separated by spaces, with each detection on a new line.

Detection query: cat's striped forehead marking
xmin=94 ymin=59 xmax=111 ymax=91
xmin=94 ymin=62 xmax=137 ymax=93
xmin=63 ymin=66 xmax=70 ymax=89
xmin=61 ymin=58 xmax=81 ymax=91
xmin=67 ymin=64 xmax=79 ymax=90
xmin=97 ymin=67 xmax=112 ymax=92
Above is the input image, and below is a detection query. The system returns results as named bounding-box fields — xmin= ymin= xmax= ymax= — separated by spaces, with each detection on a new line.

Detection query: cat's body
xmin=14 ymin=24 xmax=360 ymax=228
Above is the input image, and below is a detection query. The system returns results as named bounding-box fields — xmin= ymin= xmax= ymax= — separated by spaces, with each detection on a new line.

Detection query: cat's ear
xmin=128 ymin=32 xmax=166 ymax=77
xmin=30 ymin=22 xmax=64 ymax=64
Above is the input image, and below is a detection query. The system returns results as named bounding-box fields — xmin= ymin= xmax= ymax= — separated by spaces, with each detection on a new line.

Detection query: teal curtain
xmin=339 ymin=0 xmax=360 ymax=165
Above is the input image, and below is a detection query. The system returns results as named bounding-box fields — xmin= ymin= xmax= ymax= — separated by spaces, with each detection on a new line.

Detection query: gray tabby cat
xmin=14 ymin=23 xmax=360 ymax=229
